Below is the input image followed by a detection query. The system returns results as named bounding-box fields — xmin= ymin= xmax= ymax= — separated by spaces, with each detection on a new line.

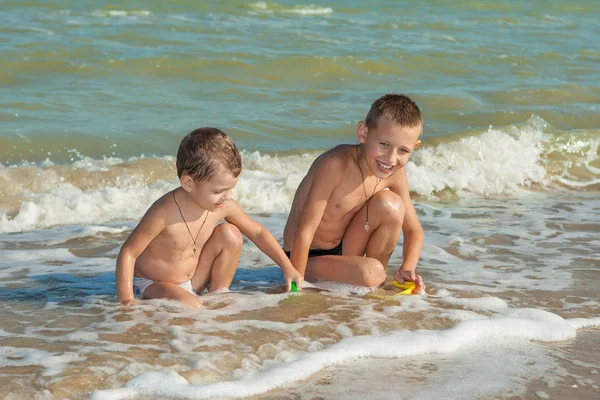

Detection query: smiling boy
xmin=116 ymin=127 xmax=302 ymax=308
xmin=283 ymin=94 xmax=425 ymax=291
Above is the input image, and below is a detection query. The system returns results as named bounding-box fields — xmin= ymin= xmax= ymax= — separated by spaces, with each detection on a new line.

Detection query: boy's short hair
xmin=365 ymin=93 xmax=422 ymax=130
xmin=176 ymin=127 xmax=242 ymax=181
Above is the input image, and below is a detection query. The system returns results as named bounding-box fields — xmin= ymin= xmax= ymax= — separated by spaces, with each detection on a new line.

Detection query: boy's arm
xmin=115 ymin=202 xmax=166 ymax=305
xmin=290 ymin=155 xmax=342 ymax=278
xmin=389 ymin=169 xmax=425 ymax=288
xmin=223 ymin=200 xmax=302 ymax=291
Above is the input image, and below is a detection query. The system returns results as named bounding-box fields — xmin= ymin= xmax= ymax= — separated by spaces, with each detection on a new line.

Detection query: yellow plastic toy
xmin=367 ymin=280 xmax=416 ymax=300
xmin=391 ymin=280 xmax=416 ymax=295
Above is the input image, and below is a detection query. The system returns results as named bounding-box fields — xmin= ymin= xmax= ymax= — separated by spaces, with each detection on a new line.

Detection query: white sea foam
xmin=294 ymin=342 xmax=560 ymax=399
xmin=0 ymin=347 xmax=85 ymax=376
xmin=250 ymin=1 xmax=268 ymax=9
xmin=90 ymin=315 xmax=587 ymax=400
xmin=249 ymin=3 xmax=333 ymax=16
xmin=0 ymin=247 xmax=115 ymax=288
xmin=91 ymin=10 xmax=152 ymax=18
xmin=283 ymin=7 xmax=333 ymax=15
xmin=1 ymin=120 xmax=598 ymax=233
xmin=439 ymin=309 xmax=484 ymax=321
xmin=407 ymin=121 xmax=547 ymax=196
xmin=566 ymin=317 xmax=600 ymax=329
xmin=0 ymin=180 xmax=174 ymax=233
xmin=439 ymin=295 xmax=509 ymax=311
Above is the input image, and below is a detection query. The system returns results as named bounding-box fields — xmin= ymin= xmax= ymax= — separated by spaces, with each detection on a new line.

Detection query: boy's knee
xmin=372 ymin=191 xmax=405 ymax=222
xmin=216 ymin=223 xmax=243 ymax=247
xmin=361 ymin=258 xmax=386 ymax=288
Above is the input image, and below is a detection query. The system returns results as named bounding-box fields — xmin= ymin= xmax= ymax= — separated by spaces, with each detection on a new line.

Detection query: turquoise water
xmin=1 ymin=2 xmax=599 ymax=399
xmin=1 ymin=0 xmax=599 ymax=162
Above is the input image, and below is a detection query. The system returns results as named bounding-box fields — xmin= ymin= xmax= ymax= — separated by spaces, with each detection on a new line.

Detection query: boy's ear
xmin=180 ymin=173 xmax=194 ymax=192
xmin=357 ymin=121 xmax=368 ymax=144
xmin=414 ymin=139 xmax=422 ymax=148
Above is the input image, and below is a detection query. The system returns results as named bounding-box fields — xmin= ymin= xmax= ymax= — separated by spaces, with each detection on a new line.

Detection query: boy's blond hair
xmin=176 ymin=127 xmax=242 ymax=181
xmin=365 ymin=93 xmax=422 ymax=130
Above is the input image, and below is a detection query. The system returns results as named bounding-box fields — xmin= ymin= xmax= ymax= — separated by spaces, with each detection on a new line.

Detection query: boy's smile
xmin=357 ymin=116 xmax=422 ymax=178
xmin=375 ymin=160 xmax=395 ymax=173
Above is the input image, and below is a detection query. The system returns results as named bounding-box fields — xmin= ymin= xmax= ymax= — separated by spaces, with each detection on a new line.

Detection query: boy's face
xmin=357 ymin=116 xmax=422 ymax=179
xmin=181 ymin=165 xmax=239 ymax=211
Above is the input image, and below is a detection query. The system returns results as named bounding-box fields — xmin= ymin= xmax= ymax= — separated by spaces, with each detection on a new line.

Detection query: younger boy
xmin=283 ymin=94 xmax=425 ymax=292
xmin=116 ymin=127 xmax=302 ymax=308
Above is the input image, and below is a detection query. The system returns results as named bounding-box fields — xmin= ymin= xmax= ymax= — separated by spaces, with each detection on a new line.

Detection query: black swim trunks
xmin=284 ymin=242 xmax=343 ymax=259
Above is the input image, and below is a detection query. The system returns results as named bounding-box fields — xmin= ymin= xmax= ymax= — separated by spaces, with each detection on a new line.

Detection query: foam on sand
xmin=90 ymin=315 xmax=600 ymax=399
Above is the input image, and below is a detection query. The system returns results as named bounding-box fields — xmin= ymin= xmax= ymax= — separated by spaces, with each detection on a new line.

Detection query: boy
xmin=283 ymin=94 xmax=425 ymax=292
xmin=116 ymin=127 xmax=302 ymax=308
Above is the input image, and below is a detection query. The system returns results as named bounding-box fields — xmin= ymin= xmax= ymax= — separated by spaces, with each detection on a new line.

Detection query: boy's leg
xmin=304 ymin=255 xmax=387 ymax=287
xmin=191 ymin=223 xmax=243 ymax=293
xmin=142 ymin=282 xmax=204 ymax=309
xmin=305 ymin=190 xmax=405 ymax=287
xmin=342 ymin=190 xmax=406 ymax=265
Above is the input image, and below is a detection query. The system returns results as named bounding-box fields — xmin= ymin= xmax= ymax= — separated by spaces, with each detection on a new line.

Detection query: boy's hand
xmin=120 ymin=298 xmax=136 ymax=307
xmin=284 ymin=268 xmax=303 ymax=292
xmin=394 ymin=269 xmax=426 ymax=295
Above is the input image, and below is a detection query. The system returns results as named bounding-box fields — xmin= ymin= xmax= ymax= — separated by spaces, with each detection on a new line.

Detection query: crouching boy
xmin=116 ymin=127 xmax=302 ymax=308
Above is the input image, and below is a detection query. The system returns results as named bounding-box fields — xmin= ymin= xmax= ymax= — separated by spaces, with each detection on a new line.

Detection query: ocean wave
xmin=249 ymin=2 xmax=333 ymax=16
xmin=90 ymin=10 xmax=152 ymax=18
xmin=1 ymin=117 xmax=598 ymax=232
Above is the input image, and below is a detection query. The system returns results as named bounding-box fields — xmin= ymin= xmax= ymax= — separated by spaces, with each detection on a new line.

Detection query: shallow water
xmin=2 ymin=0 xmax=600 ymax=162
xmin=1 ymin=0 xmax=600 ymax=399
xmin=1 ymin=195 xmax=599 ymax=399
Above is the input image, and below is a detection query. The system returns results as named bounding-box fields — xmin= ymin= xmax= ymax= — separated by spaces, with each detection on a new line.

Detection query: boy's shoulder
xmin=144 ymin=190 xmax=176 ymax=222
xmin=153 ymin=190 xmax=175 ymax=209
xmin=313 ymin=144 xmax=355 ymax=170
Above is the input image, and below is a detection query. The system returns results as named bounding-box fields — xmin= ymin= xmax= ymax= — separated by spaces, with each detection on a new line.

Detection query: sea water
xmin=1 ymin=1 xmax=599 ymax=399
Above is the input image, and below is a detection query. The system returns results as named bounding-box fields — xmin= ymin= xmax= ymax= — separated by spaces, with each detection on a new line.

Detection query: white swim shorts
xmin=133 ymin=277 xmax=196 ymax=297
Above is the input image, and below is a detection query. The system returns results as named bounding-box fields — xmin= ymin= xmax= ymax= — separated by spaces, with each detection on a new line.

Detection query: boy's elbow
xmin=247 ymin=223 xmax=265 ymax=243
xmin=116 ymin=247 xmax=139 ymax=275
xmin=118 ymin=244 xmax=139 ymax=261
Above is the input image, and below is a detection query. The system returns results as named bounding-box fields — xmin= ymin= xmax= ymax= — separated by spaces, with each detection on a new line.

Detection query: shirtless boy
xmin=283 ymin=94 xmax=425 ymax=291
xmin=116 ymin=127 xmax=302 ymax=308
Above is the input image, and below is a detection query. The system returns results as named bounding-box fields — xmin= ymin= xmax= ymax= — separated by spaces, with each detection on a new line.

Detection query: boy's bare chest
xmin=324 ymin=179 xmax=385 ymax=221
xmin=154 ymin=214 xmax=218 ymax=254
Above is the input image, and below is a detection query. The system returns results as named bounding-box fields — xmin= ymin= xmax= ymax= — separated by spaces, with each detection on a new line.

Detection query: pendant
xmin=193 ymin=247 xmax=197 ymax=254
xmin=364 ymin=222 xmax=370 ymax=232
